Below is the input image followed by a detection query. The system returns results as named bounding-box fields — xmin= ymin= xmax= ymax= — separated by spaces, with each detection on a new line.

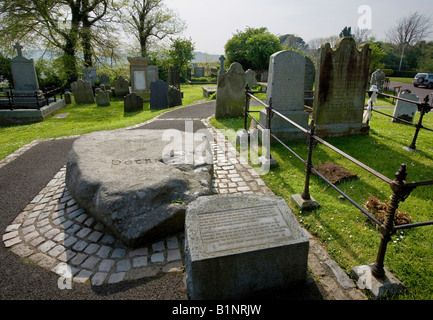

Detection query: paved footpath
xmin=0 ymin=101 xmax=366 ymax=300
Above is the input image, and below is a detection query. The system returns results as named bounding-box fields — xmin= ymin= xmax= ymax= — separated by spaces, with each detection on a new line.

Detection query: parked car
xmin=413 ymin=73 xmax=433 ymax=89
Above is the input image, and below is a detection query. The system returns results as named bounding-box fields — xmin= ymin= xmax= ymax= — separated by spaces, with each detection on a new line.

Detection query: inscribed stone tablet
xmin=134 ymin=71 xmax=146 ymax=90
xmin=198 ymin=205 xmax=292 ymax=253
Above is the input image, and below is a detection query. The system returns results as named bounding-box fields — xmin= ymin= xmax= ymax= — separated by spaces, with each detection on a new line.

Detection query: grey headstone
xmin=99 ymin=73 xmax=110 ymax=88
xmin=258 ymin=50 xmax=309 ymax=141
xmin=71 ymin=80 xmax=95 ymax=104
xmin=124 ymin=92 xmax=143 ymax=112
xmin=215 ymin=62 xmax=246 ymax=118
xmin=185 ymin=194 xmax=309 ymax=300
xmin=128 ymin=57 xmax=150 ymax=100
xmin=150 ymin=80 xmax=168 ymax=109
xmin=9 ymin=42 xmax=39 ymax=93
xmin=392 ymin=90 xmax=419 ymax=123
xmin=114 ymin=76 xmax=130 ymax=97
xmin=82 ymin=67 xmax=98 ymax=85
xmin=219 ymin=55 xmax=226 ymax=75
xmin=65 ymin=129 xmax=213 ymax=247
xmin=245 ymin=69 xmax=257 ymax=88
xmin=312 ymin=37 xmax=371 ymax=138
xmin=194 ymin=66 xmax=204 ymax=78
xmin=95 ymin=90 xmax=110 ymax=107
xmin=370 ymin=69 xmax=386 ymax=92
xmin=167 ymin=85 xmax=183 ymax=108
xmin=64 ymin=92 xmax=72 ymax=104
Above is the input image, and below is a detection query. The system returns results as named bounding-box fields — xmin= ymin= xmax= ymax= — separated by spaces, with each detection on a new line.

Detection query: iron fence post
xmin=371 ymin=164 xmax=409 ymax=278
xmin=244 ymin=84 xmax=250 ymax=131
xmin=301 ymin=121 xmax=315 ymax=201
xmin=407 ymin=96 xmax=432 ymax=151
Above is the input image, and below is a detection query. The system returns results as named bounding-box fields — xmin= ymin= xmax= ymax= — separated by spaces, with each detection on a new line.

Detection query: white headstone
xmin=258 ymin=50 xmax=309 ymax=141
xmin=392 ymin=90 xmax=419 ymax=123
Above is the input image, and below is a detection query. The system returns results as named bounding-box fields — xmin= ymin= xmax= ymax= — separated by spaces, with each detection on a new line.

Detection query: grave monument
xmin=82 ymin=67 xmax=98 ymax=85
xmin=258 ymin=50 xmax=309 ymax=141
xmin=312 ymin=37 xmax=371 ymax=138
xmin=113 ymin=75 xmax=130 ymax=97
xmin=370 ymin=69 xmax=386 ymax=92
xmin=185 ymin=194 xmax=309 ymax=300
xmin=71 ymin=79 xmax=95 ymax=104
xmin=128 ymin=57 xmax=150 ymax=100
xmin=392 ymin=90 xmax=419 ymax=124
xmin=215 ymin=62 xmax=246 ymax=118
xmin=66 ymin=129 xmax=213 ymax=247
xmin=150 ymin=80 xmax=169 ymax=109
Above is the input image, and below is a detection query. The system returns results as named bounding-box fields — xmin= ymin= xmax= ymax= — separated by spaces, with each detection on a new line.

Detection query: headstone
xmin=219 ymin=55 xmax=226 ymax=74
xmin=194 ymin=66 xmax=205 ymax=78
xmin=312 ymin=37 xmax=371 ymax=138
xmin=99 ymin=73 xmax=111 ymax=88
xmin=65 ymin=129 xmax=213 ymax=247
xmin=9 ymin=42 xmax=40 ymax=94
xmin=258 ymin=50 xmax=309 ymax=141
xmin=114 ymin=75 xmax=130 ymax=97
xmin=95 ymin=90 xmax=110 ymax=107
xmin=370 ymin=69 xmax=386 ymax=92
xmin=168 ymin=67 xmax=180 ymax=89
xmin=64 ymin=92 xmax=72 ymax=104
xmin=168 ymin=85 xmax=183 ymax=108
xmin=392 ymin=90 xmax=419 ymax=124
xmin=185 ymin=194 xmax=309 ymax=300
xmin=71 ymin=79 xmax=95 ymax=104
xmin=124 ymin=92 xmax=143 ymax=112
xmin=245 ymin=69 xmax=257 ymax=88
xmin=150 ymin=80 xmax=169 ymax=109
xmin=82 ymin=67 xmax=98 ymax=85
xmin=147 ymin=66 xmax=159 ymax=85
xmin=215 ymin=62 xmax=246 ymax=118
xmin=128 ymin=57 xmax=150 ymax=100
xmin=304 ymin=56 xmax=315 ymax=107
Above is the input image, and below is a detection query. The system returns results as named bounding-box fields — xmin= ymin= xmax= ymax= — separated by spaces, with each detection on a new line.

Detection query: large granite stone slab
xmin=185 ymin=194 xmax=310 ymax=300
xmin=65 ymin=129 xmax=213 ymax=247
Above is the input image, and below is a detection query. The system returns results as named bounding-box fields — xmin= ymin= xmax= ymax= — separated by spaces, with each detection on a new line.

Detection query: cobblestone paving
xmin=1 ymin=109 xmax=367 ymax=299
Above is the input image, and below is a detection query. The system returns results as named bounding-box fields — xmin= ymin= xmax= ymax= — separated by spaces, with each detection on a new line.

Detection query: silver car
xmin=413 ymin=73 xmax=433 ymax=89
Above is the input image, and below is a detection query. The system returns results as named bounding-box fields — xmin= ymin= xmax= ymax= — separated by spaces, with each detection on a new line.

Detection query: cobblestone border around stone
xmin=1 ymin=104 xmax=367 ymax=299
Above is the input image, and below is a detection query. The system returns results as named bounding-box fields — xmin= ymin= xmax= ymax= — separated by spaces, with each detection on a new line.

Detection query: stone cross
xmin=14 ymin=42 xmax=23 ymax=57
xmin=219 ymin=55 xmax=226 ymax=74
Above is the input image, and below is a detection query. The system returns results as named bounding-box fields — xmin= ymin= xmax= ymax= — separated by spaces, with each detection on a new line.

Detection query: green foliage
xmin=339 ymin=26 xmax=353 ymax=38
xmin=167 ymin=37 xmax=195 ymax=82
xmin=367 ymin=41 xmax=386 ymax=73
xmin=225 ymin=27 xmax=282 ymax=71
xmin=382 ymin=69 xmax=394 ymax=76
xmin=0 ymin=53 xmax=11 ymax=83
xmin=35 ymin=57 xmax=68 ymax=90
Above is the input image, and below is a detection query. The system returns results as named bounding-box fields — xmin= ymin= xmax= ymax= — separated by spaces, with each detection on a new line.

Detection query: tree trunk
xmin=81 ymin=23 xmax=93 ymax=67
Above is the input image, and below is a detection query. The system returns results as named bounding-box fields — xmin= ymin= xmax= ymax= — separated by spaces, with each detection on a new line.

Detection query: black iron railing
xmin=244 ymin=85 xmax=433 ymax=280
xmin=0 ymin=86 xmax=64 ymax=110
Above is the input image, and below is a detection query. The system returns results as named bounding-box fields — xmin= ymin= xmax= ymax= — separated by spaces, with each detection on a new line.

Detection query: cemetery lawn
xmin=210 ymin=105 xmax=433 ymax=300
xmin=389 ymin=77 xmax=413 ymax=84
xmin=0 ymin=84 xmax=206 ymax=161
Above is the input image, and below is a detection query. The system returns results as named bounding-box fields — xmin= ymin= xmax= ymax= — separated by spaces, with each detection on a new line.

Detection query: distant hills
xmin=191 ymin=52 xmax=223 ymax=63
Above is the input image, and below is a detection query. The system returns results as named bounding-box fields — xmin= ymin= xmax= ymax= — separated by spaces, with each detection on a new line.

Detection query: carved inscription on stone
xmin=198 ymin=205 xmax=293 ymax=253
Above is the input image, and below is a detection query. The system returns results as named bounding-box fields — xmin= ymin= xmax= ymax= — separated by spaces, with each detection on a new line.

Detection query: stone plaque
xmin=134 ymin=71 xmax=146 ymax=90
xmin=198 ymin=205 xmax=292 ymax=253
xmin=185 ymin=194 xmax=309 ymax=300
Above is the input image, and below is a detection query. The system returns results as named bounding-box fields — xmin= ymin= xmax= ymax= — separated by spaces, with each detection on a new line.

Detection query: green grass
xmin=210 ymin=103 xmax=433 ymax=300
xmin=0 ymin=84 xmax=206 ymax=161
xmin=389 ymin=77 xmax=414 ymax=84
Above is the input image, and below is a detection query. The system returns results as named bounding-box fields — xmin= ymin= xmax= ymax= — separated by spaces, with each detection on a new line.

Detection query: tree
xmin=280 ymin=34 xmax=308 ymax=52
xmin=367 ymin=42 xmax=386 ymax=73
xmin=122 ymin=0 xmax=186 ymax=57
xmin=167 ymin=37 xmax=195 ymax=81
xmin=386 ymin=12 xmax=433 ymax=47
xmin=225 ymin=27 xmax=282 ymax=71
xmin=0 ymin=0 xmax=112 ymax=83
xmin=339 ymin=26 xmax=353 ymax=38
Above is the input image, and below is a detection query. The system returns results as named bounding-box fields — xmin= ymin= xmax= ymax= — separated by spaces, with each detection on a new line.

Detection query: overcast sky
xmin=165 ymin=0 xmax=433 ymax=54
